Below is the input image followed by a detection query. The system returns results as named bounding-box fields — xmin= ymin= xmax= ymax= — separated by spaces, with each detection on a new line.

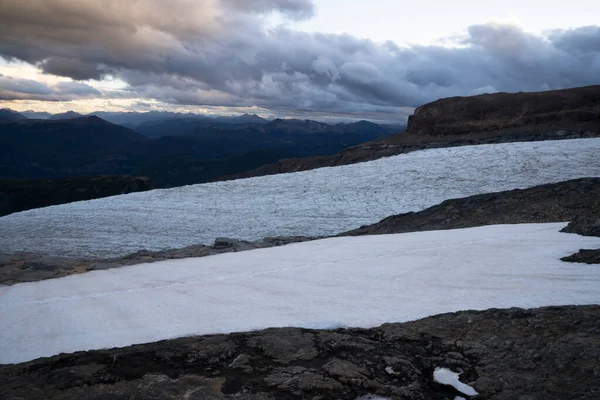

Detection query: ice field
xmin=1 ymin=138 xmax=599 ymax=258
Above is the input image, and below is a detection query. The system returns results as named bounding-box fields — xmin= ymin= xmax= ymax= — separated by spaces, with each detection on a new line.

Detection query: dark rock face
xmin=0 ymin=175 xmax=152 ymax=217
xmin=1 ymin=305 xmax=598 ymax=399
xmin=0 ymin=236 xmax=319 ymax=285
xmin=406 ymin=85 xmax=600 ymax=136
xmin=343 ymin=178 xmax=600 ymax=236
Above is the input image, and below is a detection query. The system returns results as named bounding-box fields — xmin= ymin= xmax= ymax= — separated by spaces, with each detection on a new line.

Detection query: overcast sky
xmin=0 ymin=0 xmax=599 ymax=122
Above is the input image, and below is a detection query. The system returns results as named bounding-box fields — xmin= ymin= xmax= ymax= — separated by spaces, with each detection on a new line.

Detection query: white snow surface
xmin=1 ymin=223 xmax=599 ymax=364
xmin=1 ymin=139 xmax=600 ymax=258
xmin=433 ymin=367 xmax=479 ymax=396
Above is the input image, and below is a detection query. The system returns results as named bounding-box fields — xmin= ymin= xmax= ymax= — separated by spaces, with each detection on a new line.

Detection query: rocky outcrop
xmin=343 ymin=178 xmax=600 ymax=236
xmin=561 ymin=216 xmax=600 ymax=237
xmin=560 ymin=216 xmax=600 ymax=264
xmin=561 ymin=249 xmax=600 ymax=264
xmin=0 ymin=175 xmax=153 ymax=217
xmin=406 ymin=85 xmax=600 ymax=136
xmin=0 ymin=236 xmax=319 ymax=285
xmin=1 ymin=305 xmax=598 ymax=399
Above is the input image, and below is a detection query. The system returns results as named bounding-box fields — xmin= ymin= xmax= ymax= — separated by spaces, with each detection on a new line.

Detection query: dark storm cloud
xmin=0 ymin=74 xmax=100 ymax=101
xmin=550 ymin=26 xmax=600 ymax=53
xmin=0 ymin=0 xmax=599 ymax=116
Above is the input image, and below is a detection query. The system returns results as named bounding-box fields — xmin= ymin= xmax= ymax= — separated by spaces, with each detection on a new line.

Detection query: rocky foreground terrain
xmin=1 ymin=305 xmax=598 ymax=399
xmin=225 ymin=86 xmax=600 ymax=180
xmin=1 ymin=178 xmax=598 ymax=285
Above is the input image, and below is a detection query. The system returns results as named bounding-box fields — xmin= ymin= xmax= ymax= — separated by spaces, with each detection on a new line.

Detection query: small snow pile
xmin=433 ymin=367 xmax=478 ymax=396
xmin=355 ymin=395 xmax=391 ymax=400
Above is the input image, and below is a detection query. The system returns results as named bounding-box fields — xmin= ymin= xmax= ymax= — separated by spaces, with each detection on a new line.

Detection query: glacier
xmin=1 ymin=138 xmax=600 ymax=258
xmin=1 ymin=223 xmax=599 ymax=364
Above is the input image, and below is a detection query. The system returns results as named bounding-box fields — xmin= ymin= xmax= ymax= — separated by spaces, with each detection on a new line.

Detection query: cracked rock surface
xmin=1 ymin=305 xmax=598 ymax=399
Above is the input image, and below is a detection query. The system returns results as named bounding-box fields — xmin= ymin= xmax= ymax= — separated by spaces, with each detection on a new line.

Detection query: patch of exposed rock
xmin=561 ymin=216 xmax=600 ymax=237
xmin=561 ymin=249 xmax=600 ymax=264
xmin=1 ymin=305 xmax=598 ymax=399
xmin=560 ymin=216 xmax=600 ymax=264
xmin=343 ymin=178 xmax=600 ymax=236
xmin=0 ymin=236 xmax=320 ymax=285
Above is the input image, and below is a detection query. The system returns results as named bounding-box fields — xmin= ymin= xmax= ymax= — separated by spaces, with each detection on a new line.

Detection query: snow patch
xmin=433 ymin=367 xmax=478 ymax=396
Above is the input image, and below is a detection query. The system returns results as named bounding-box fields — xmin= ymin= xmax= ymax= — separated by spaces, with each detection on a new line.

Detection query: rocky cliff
xmin=406 ymin=85 xmax=600 ymax=136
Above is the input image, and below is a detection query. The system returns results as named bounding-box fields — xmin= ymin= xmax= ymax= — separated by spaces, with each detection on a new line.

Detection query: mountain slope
xmin=0 ymin=116 xmax=149 ymax=178
xmin=0 ymin=175 xmax=152 ymax=217
xmin=1 ymin=138 xmax=598 ymax=258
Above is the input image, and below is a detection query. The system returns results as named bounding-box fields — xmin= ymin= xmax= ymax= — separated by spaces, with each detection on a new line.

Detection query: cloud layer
xmin=0 ymin=74 xmax=100 ymax=101
xmin=0 ymin=0 xmax=599 ymax=117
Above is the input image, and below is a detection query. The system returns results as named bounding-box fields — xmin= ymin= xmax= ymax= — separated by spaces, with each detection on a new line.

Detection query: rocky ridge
xmin=406 ymin=85 xmax=600 ymax=136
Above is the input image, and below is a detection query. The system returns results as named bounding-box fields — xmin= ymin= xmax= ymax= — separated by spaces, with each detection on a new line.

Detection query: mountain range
xmin=0 ymin=111 xmax=401 ymax=190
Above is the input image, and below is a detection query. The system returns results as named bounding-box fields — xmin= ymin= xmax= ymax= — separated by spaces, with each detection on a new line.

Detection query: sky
xmin=0 ymin=0 xmax=599 ymax=122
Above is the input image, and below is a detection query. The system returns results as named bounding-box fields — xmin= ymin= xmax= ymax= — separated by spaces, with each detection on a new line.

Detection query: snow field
xmin=1 ymin=223 xmax=599 ymax=364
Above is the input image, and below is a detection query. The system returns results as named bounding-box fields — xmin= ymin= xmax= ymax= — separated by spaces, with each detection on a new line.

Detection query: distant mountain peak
xmin=20 ymin=110 xmax=52 ymax=120
xmin=0 ymin=108 xmax=27 ymax=122
xmin=48 ymin=111 xmax=84 ymax=120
